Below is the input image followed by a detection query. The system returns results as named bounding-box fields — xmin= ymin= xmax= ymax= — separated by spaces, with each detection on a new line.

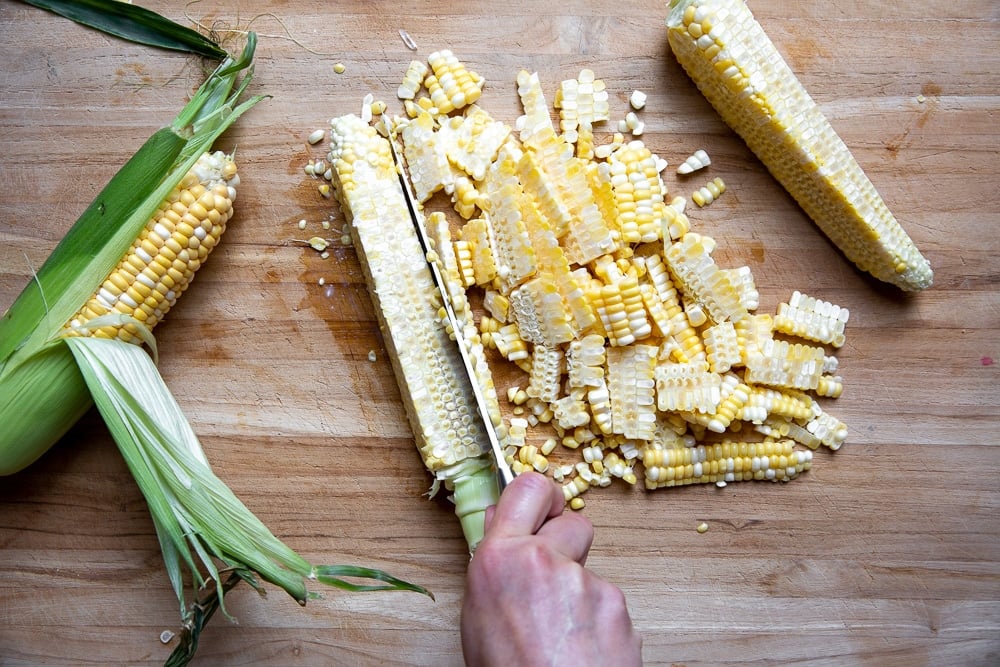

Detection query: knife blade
xmin=384 ymin=118 xmax=515 ymax=489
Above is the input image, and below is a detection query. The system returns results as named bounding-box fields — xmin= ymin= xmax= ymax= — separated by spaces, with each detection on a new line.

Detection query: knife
xmin=385 ymin=119 xmax=515 ymax=490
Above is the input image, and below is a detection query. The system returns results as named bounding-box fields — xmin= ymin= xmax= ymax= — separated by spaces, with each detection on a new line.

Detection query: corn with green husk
xmin=0 ymin=34 xmax=428 ymax=665
xmin=666 ymin=0 xmax=933 ymax=291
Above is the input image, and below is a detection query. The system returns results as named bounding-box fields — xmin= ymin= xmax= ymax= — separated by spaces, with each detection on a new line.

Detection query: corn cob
xmin=326 ymin=114 xmax=501 ymax=550
xmin=667 ymin=0 xmax=932 ymax=291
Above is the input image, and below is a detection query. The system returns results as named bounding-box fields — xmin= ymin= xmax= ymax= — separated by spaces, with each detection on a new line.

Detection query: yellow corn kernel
xmin=426 ymin=49 xmax=482 ymax=113
xmin=691 ymin=176 xmax=725 ymax=207
xmin=773 ymin=290 xmax=850 ymax=348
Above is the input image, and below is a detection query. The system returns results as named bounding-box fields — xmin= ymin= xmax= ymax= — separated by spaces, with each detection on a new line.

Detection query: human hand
xmin=460 ymin=472 xmax=642 ymax=666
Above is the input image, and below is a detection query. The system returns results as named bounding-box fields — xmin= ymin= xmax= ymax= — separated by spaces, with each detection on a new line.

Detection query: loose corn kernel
xmin=677 ymin=149 xmax=711 ymax=175
xmin=692 ymin=177 xmax=725 ymax=207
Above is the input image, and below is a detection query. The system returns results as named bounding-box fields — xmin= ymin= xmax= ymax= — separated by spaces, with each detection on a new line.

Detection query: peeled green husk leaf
xmin=20 ymin=0 xmax=227 ymax=58
xmin=65 ymin=335 xmax=431 ymax=664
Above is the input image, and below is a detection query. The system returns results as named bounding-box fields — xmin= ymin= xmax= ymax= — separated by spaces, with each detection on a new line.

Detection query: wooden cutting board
xmin=1 ymin=1 xmax=998 ymax=665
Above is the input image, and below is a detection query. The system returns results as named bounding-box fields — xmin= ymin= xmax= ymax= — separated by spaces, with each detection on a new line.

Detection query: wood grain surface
xmin=1 ymin=1 xmax=998 ymax=665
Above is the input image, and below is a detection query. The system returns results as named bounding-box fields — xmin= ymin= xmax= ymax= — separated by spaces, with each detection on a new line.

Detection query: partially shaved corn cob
xmin=326 ymin=113 xmax=502 ymax=550
xmin=666 ymin=0 xmax=933 ymax=291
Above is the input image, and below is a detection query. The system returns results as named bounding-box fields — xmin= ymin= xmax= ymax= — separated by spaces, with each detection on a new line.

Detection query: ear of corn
xmin=0 ymin=150 xmax=237 ymax=476
xmin=64 ymin=150 xmax=239 ymax=345
xmin=0 ymin=36 xmax=263 ymax=475
xmin=666 ymin=0 xmax=933 ymax=291
xmin=2 ymin=35 xmax=428 ymax=660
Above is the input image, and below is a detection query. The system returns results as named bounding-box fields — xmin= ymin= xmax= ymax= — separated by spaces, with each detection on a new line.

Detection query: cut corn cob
xmin=326 ymin=113 xmax=501 ymax=550
xmin=666 ymin=0 xmax=932 ymax=291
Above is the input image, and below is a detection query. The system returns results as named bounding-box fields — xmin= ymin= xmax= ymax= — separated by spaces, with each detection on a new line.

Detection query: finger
xmin=481 ymin=504 xmax=497 ymax=533
xmin=536 ymin=511 xmax=594 ymax=565
xmin=486 ymin=471 xmax=565 ymax=538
